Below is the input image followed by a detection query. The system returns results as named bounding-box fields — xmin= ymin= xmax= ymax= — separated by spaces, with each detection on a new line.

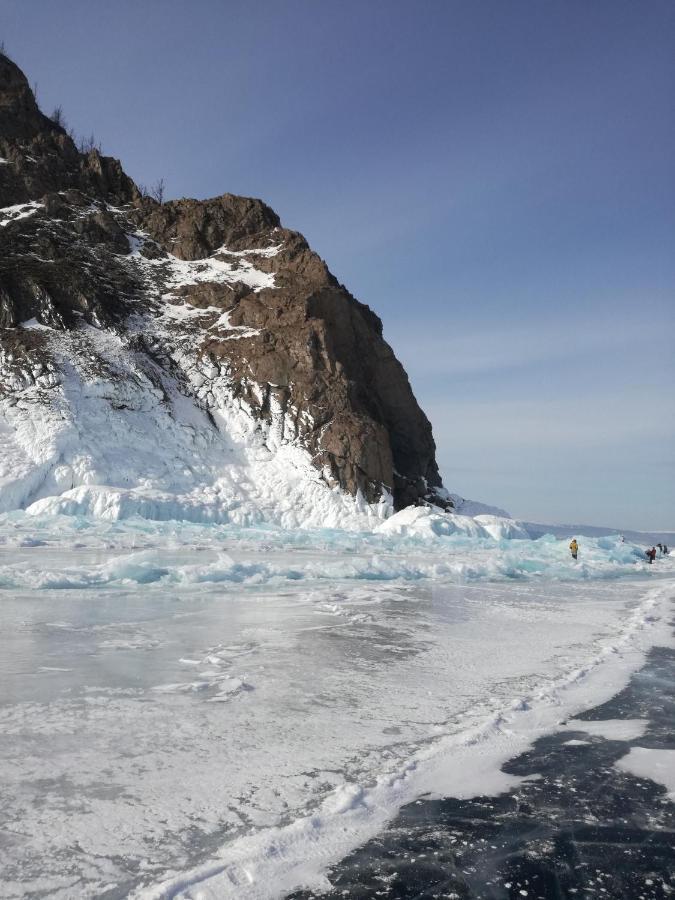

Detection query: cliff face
xmin=0 ymin=53 xmax=449 ymax=525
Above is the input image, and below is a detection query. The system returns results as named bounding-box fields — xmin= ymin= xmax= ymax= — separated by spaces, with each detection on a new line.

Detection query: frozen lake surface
xmin=0 ymin=514 xmax=673 ymax=898
xmin=288 ymin=645 xmax=675 ymax=900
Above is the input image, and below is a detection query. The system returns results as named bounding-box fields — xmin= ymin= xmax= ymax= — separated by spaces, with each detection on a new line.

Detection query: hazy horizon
xmin=2 ymin=0 xmax=673 ymax=529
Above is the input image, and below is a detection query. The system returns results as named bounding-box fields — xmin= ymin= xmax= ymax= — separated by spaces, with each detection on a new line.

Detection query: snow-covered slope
xmin=3 ymin=307 xmax=391 ymax=530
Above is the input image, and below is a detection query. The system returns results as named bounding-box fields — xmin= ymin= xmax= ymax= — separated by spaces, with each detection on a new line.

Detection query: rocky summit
xmin=0 ymin=53 xmax=450 ymax=528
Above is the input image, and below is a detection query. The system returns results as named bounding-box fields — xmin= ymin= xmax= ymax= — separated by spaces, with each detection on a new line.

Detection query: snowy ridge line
xmin=0 ymin=536 xmax=664 ymax=590
xmin=133 ymin=583 xmax=674 ymax=900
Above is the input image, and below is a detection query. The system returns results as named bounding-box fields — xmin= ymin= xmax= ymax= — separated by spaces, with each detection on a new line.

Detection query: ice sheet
xmin=0 ymin=516 xmax=672 ymax=899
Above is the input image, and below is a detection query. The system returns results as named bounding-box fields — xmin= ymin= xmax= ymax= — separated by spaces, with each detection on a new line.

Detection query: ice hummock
xmin=0 ymin=508 xmax=661 ymax=589
xmin=374 ymin=505 xmax=530 ymax=540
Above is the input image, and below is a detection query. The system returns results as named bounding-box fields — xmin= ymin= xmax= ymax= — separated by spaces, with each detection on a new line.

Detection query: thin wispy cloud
xmin=428 ymin=391 xmax=672 ymax=451
xmin=385 ymin=316 xmax=668 ymax=378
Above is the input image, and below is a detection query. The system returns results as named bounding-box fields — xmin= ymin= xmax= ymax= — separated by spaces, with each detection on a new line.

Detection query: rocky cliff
xmin=0 ymin=53 xmax=450 ymax=527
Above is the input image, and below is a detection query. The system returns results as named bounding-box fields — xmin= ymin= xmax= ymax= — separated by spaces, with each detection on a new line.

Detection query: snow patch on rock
xmin=127 ymin=232 xmax=277 ymax=293
xmin=0 ymin=200 xmax=44 ymax=227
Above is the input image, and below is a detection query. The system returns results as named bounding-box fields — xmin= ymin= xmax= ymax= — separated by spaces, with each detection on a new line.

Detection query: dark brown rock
xmin=0 ymin=53 xmax=139 ymax=207
xmin=133 ymin=194 xmax=281 ymax=260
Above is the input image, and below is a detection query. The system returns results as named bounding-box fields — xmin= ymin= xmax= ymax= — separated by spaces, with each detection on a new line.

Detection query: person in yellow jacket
xmin=569 ymin=538 xmax=578 ymax=560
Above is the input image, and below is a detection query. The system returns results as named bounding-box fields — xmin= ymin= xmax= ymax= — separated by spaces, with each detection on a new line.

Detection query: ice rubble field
xmin=0 ymin=510 xmax=674 ymax=900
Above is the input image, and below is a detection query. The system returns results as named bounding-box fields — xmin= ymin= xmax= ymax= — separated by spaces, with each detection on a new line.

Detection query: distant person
xmin=619 ymin=534 xmax=625 ymax=543
xmin=569 ymin=538 xmax=578 ymax=560
xmin=657 ymin=542 xmax=663 ymax=555
xmin=646 ymin=547 xmax=656 ymax=564
xmin=663 ymin=544 xmax=669 ymax=555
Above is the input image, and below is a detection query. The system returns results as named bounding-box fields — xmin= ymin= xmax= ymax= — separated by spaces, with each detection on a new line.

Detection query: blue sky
xmin=3 ymin=0 xmax=673 ymax=529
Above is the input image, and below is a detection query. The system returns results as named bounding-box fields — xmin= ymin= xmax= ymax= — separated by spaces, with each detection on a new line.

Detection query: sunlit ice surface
xmin=0 ymin=512 xmax=673 ymax=899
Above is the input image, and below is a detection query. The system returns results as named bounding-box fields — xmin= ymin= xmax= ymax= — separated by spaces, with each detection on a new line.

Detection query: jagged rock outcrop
xmin=0 ymin=52 xmax=449 ymax=523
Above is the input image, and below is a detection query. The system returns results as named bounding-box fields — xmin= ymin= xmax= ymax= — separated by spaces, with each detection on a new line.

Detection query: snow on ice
xmin=1 ymin=507 xmax=674 ymax=899
xmin=615 ymin=747 xmax=675 ymax=800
